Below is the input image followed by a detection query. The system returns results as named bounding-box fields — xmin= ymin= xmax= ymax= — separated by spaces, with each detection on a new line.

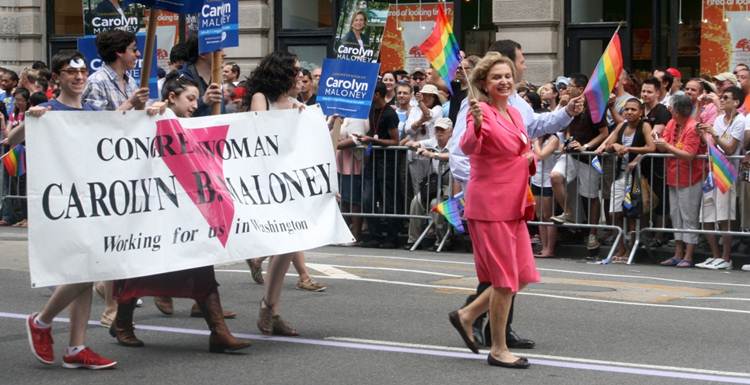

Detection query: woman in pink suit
xmin=448 ymin=53 xmax=539 ymax=369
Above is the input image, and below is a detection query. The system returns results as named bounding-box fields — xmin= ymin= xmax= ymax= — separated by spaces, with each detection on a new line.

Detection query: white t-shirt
xmin=714 ymin=112 xmax=746 ymax=157
xmin=531 ymin=134 xmax=560 ymax=188
xmin=405 ymin=105 xmax=443 ymax=142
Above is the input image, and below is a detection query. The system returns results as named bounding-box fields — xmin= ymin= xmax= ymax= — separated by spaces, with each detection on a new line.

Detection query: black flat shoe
xmin=506 ymin=330 xmax=536 ymax=349
xmin=449 ymin=310 xmax=479 ymax=354
xmin=487 ymin=354 xmax=530 ymax=369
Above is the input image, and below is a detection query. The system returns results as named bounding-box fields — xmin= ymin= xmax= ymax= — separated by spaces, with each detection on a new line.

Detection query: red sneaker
xmin=62 ymin=347 xmax=117 ymax=369
xmin=26 ymin=313 xmax=54 ymax=365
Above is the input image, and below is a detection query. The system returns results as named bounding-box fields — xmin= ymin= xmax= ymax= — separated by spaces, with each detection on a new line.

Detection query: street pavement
xmin=1 ymin=226 xmax=750 ymax=385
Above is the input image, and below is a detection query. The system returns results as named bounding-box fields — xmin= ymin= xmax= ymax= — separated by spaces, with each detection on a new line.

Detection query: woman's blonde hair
xmin=469 ymin=52 xmax=516 ymax=101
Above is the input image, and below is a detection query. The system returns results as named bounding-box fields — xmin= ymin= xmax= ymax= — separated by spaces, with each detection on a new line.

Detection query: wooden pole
xmin=140 ymin=8 xmax=159 ymax=89
xmin=211 ymin=51 xmax=223 ymax=115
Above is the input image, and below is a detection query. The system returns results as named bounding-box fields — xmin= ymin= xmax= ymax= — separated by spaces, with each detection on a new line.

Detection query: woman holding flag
xmin=695 ymin=86 xmax=745 ymax=270
xmin=448 ymin=52 xmax=538 ymax=369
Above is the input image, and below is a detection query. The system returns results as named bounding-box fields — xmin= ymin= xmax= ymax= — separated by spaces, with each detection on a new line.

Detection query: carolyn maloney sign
xmin=317 ymin=58 xmax=380 ymax=119
xmin=26 ymin=107 xmax=354 ymax=287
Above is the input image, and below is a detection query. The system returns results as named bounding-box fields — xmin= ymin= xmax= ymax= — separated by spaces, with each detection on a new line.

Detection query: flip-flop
xmin=676 ymin=259 xmax=694 ymax=268
xmin=660 ymin=257 xmax=681 ymax=266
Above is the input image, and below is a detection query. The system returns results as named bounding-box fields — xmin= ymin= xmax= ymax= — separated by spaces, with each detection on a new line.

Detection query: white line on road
xmin=305 ymin=263 xmax=361 ymax=279
xmin=2 ymin=312 xmax=748 ymax=384
xmin=326 ymin=337 xmax=750 ymax=379
xmin=215 ymin=270 xmax=750 ymax=315
xmin=313 ymin=251 xmax=750 ymax=288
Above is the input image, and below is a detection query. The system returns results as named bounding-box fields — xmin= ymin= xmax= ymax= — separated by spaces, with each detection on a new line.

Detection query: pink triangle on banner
xmin=156 ymin=119 xmax=234 ymax=247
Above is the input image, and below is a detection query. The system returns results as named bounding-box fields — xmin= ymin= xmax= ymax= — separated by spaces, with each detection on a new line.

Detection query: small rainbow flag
xmin=433 ymin=191 xmax=465 ymax=233
xmin=583 ymin=30 xmax=623 ymax=124
xmin=418 ymin=3 xmax=461 ymax=91
xmin=706 ymin=137 xmax=737 ymax=194
xmin=2 ymin=144 xmax=25 ymax=177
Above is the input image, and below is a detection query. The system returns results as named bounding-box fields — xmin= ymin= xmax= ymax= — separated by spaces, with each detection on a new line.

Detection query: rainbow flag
xmin=707 ymin=138 xmax=737 ymax=194
xmin=583 ymin=31 xmax=623 ymax=124
xmin=433 ymin=192 xmax=465 ymax=233
xmin=2 ymin=144 xmax=25 ymax=177
xmin=418 ymin=3 xmax=461 ymax=90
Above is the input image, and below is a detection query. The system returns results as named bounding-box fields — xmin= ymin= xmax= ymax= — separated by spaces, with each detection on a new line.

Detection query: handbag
xmin=622 ymin=172 xmax=642 ymax=218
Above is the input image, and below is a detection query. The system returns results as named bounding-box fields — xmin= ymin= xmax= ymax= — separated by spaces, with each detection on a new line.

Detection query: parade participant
xmin=82 ymin=29 xmax=151 ymax=328
xmin=25 ymin=52 xmax=118 ymax=370
xmin=447 ymin=40 xmax=584 ymax=350
xmin=243 ymin=51 xmax=321 ymax=335
xmin=177 ymin=37 xmax=224 ymax=117
xmin=108 ymin=72 xmax=250 ymax=353
xmin=449 ymin=53 xmax=538 ymax=368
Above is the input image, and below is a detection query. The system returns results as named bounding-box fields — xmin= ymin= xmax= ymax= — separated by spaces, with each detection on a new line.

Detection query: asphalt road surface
xmin=1 ymin=227 xmax=750 ymax=385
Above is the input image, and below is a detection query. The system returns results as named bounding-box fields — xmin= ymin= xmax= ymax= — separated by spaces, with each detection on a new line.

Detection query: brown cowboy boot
xmin=199 ymin=291 xmax=251 ymax=353
xmin=108 ymin=299 xmax=144 ymax=347
xmin=190 ymin=301 xmax=237 ymax=319
xmin=154 ymin=296 xmax=174 ymax=315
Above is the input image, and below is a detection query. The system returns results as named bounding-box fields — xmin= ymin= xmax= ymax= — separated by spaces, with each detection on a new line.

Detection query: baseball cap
xmin=434 ymin=117 xmax=453 ymax=130
xmin=713 ymin=72 xmax=738 ymax=84
xmin=666 ymin=67 xmax=682 ymax=79
xmin=555 ymin=76 xmax=569 ymax=89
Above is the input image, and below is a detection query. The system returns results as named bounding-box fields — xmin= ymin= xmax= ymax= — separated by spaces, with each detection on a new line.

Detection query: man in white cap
xmin=405 ymin=117 xmax=453 ymax=250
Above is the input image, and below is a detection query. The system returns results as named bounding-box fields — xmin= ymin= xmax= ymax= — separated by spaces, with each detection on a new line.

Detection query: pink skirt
xmin=467 ymin=219 xmax=540 ymax=292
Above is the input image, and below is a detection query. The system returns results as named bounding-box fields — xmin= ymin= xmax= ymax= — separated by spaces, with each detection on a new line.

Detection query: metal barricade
xmin=527 ymin=150 xmax=624 ymax=263
xmin=0 ymin=163 xmax=27 ymax=226
xmin=337 ymin=145 xmax=453 ymax=251
xmin=627 ymin=153 xmax=750 ymax=264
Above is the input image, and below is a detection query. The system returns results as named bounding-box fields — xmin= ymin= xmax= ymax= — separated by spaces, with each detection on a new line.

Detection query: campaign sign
xmin=121 ymin=0 xmax=203 ymax=14
xmin=198 ymin=0 xmax=239 ymax=54
xmin=316 ymin=59 xmax=380 ymax=119
xmin=77 ymin=33 xmax=159 ymax=99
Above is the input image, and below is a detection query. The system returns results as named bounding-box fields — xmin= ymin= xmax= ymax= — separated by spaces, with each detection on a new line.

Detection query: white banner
xmin=27 ymin=107 xmax=354 ymax=287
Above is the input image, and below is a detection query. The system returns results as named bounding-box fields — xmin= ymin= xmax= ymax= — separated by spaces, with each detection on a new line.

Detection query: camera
xmin=563 ymin=136 xmax=575 ymax=153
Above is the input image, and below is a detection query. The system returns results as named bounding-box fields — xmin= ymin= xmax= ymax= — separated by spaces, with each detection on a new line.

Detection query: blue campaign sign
xmin=77 ymin=33 xmax=159 ymax=99
xmin=121 ymin=0 xmax=204 ymax=14
xmin=317 ymin=59 xmax=380 ymax=119
xmin=198 ymin=0 xmax=239 ymax=54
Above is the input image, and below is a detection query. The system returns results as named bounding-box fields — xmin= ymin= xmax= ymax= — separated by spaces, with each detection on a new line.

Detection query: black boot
xmin=198 ymin=291 xmax=251 ymax=353
xmin=109 ymin=299 xmax=144 ymax=347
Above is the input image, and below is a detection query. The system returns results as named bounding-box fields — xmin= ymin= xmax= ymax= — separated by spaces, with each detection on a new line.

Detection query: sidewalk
xmin=0 ymin=226 xmax=28 ymax=272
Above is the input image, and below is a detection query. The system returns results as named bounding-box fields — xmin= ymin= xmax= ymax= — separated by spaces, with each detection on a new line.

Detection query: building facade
xmin=0 ymin=1 xmax=708 ymax=86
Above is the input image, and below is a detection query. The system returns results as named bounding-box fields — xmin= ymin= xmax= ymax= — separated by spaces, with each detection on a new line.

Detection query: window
xmin=282 ymin=0 xmax=335 ymax=30
xmin=53 ymin=0 xmax=84 ymax=35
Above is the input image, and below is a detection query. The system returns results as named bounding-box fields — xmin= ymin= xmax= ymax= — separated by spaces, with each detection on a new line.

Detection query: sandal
xmin=257 ymin=298 xmax=273 ymax=335
xmin=676 ymin=259 xmax=694 ymax=268
xmin=0 ymin=220 xmax=10 ymax=226
xmin=660 ymin=257 xmax=681 ymax=266
xmin=612 ymin=255 xmax=628 ymax=264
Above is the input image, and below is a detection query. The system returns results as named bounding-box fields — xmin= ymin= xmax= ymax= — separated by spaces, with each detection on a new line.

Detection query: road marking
xmin=305 ymin=263 xmax=361 ymax=279
xmin=685 ymin=297 xmax=750 ymax=302
xmin=2 ymin=311 xmax=748 ymax=384
xmin=327 ymin=337 xmax=750 ymax=379
xmin=215 ymin=270 xmax=750 ymax=315
xmin=313 ymin=251 xmax=750 ymax=288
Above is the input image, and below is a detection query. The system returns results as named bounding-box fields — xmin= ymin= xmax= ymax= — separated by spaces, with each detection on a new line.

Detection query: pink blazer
xmin=460 ymin=102 xmax=535 ymax=222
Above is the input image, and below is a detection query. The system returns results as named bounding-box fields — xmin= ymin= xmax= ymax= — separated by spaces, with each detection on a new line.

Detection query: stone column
xmin=0 ymin=0 xmax=45 ymax=72
xmin=225 ymin=0 xmax=272 ymax=78
xmin=492 ymin=0 xmax=564 ymax=85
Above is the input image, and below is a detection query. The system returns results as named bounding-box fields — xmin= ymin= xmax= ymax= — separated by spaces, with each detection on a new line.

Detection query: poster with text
xmin=700 ymin=2 xmax=750 ymax=75
xmin=83 ymin=0 xmax=145 ymax=34
xmin=334 ymin=0 xmax=390 ymax=63
xmin=26 ymin=107 xmax=353 ymax=287
xmin=317 ymin=59 xmax=380 ymax=119
xmin=380 ymin=2 xmax=454 ymax=74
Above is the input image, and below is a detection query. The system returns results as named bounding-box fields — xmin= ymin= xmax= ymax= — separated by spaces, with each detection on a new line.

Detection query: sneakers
xmin=695 ymin=257 xmax=717 ymax=269
xmin=707 ymin=259 xmax=732 ymax=270
xmin=62 ymin=347 xmax=117 ymax=369
xmin=550 ymin=213 xmax=574 ymax=224
xmin=586 ymin=234 xmax=600 ymax=250
xmin=296 ymin=279 xmax=327 ymax=292
xmin=742 ymin=264 xmax=750 ymax=271
xmin=26 ymin=313 xmax=54 ymax=365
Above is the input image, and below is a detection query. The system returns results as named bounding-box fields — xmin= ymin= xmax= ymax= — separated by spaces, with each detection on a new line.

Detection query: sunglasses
xmin=720 ymin=95 xmax=735 ymax=101
xmin=412 ymin=76 xmax=425 ymax=81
